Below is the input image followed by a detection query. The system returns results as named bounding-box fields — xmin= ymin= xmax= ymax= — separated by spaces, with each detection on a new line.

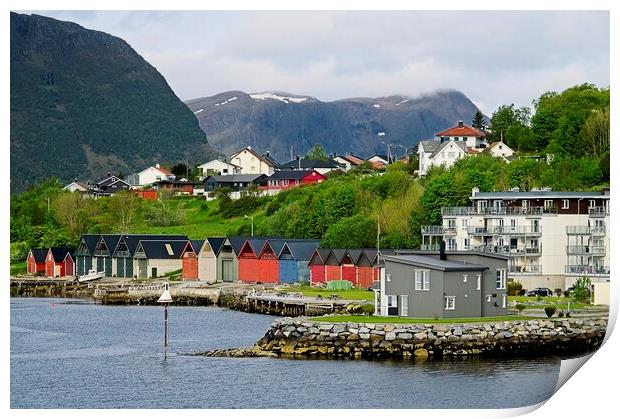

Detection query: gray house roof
xmin=429 ymin=140 xmax=468 ymax=158
xmin=383 ymin=254 xmax=488 ymax=272
xmin=418 ymin=140 xmax=441 ymax=154
xmin=472 ymin=190 xmax=611 ymax=200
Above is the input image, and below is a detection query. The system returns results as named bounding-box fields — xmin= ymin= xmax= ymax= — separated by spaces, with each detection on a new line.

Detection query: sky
xmin=24 ymin=10 xmax=609 ymax=115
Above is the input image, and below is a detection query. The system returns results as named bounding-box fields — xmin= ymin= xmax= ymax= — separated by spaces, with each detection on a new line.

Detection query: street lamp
xmin=244 ymin=214 xmax=254 ymax=236
xmin=157 ymin=283 xmax=173 ymax=359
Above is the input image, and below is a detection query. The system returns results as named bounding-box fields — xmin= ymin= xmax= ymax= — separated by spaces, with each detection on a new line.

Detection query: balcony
xmin=440 ymin=206 xmax=546 ymax=217
xmin=588 ymin=207 xmax=606 ymax=217
xmin=591 ymin=227 xmax=606 ymax=236
xmin=566 ymin=226 xmax=591 ymax=235
xmin=492 ymin=226 xmax=542 ymax=235
xmin=420 ymin=225 xmax=445 ymax=235
xmin=420 ymin=244 xmax=441 ymax=251
xmin=467 ymin=226 xmax=493 ymax=235
xmin=566 ymin=245 xmax=606 ymax=256
xmin=565 ymin=265 xmax=610 ymax=276
xmin=508 ymin=265 xmax=542 ymax=274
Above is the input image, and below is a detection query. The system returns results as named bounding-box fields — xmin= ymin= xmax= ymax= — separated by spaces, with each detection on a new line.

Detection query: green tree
xmin=52 ymin=192 xmax=98 ymax=240
xmin=472 ymin=109 xmax=487 ymax=129
xmin=106 ymin=190 xmax=140 ymax=233
xmin=321 ymin=214 xmax=376 ymax=248
xmin=571 ymin=277 xmax=591 ymax=303
xmin=305 ymin=143 xmax=330 ymax=161
xmin=488 ymin=104 xmax=533 ymax=150
xmin=578 ymin=108 xmax=610 ymax=156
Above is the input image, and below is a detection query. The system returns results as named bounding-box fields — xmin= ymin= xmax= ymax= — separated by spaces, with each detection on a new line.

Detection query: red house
xmin=26 ymin=248 xmax=47 ymax=275
xmin=255 ymin=240 xmax=282 ymax=283
xmin=238 ymin=239 xmax=267 ymax=283
xmin=263 ymin=170 xmax=326 ymax=194
xmin=45 ymin=248 xmax=75 ymax=278
xmin=181 ymin=240 xmax=203 ymax=281
xmin=308 ymin=249 xmax=331 ymax=285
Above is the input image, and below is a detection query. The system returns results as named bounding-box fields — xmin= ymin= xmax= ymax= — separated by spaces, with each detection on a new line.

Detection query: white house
xmin=367 ymin=154 xmax=390 ymax=165
xmin=197 ymin=159 xmax=241 ymax=178
xmin=436 ymin=121 xmax=487 ymax=149
xmin=417 ymin=139 xmax=468 ymax=177
xmin=127 ymin=164 xmax=176 ymax=187
xmin=229 ymin=146 xmax=279 ymax=175
xmin=63 ymin=179 xmax=88 ymax=192
xmin=333 ymin=154 xmax=364 ymax=172
xmin=486 ymin=141 xmax=515 ymax=161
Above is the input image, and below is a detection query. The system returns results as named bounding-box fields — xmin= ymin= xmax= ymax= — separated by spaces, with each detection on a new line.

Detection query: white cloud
xmin=26 ymin=10 xmax=610 ymax=114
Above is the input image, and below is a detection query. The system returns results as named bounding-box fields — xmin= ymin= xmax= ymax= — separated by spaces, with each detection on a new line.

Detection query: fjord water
xmin=11 ymin=298 xmax=560 ymax=409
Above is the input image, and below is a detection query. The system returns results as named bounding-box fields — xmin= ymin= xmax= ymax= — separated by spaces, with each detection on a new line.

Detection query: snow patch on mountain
xmin=193 ymin=109 xmax=204 ymax=114
xmin=214 ymin=96 xmax=238 ymax=106
xmin=250 ymin=92 xmax=308 ymax=104
xmin=396 ymin=99 xmax=409 ymax=106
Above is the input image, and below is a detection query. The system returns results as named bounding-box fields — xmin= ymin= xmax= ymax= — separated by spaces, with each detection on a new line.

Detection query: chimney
xmin=458 ymin=120 xmax=464 ymax=128
xmin=296 ymin=155 xmax=300 ymax=161
xmin=439 ymin=240 xmax=446 ymax=261
xmin=266 ymin=150 xmax=270 ymax=157
xmin=107 ymin=171 xmax=111 ymax=177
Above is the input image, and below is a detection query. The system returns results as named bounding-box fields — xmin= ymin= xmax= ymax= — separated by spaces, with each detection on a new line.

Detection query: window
xmin=544 ymin=200 xmax=553 ymax=209
xmin=589 ymin=200 xmax=596 ymax=208
xmin=399 ymin=295 xmax=408 ymax=316
xmin=502 ymin=294 xmax=507 ymax=308
xmin=461 ymin=219 xmax=468 ymax=228
xmin=562 ymin=199 xmax=569 ymax=209
xmin=463 ymin=238 xmax=469 ymax=250
xmin=448 ymin=152 xmax=455 ymax=158
xmin=522 ymin=200 xmax=528 ymax=208
xmin=386 ymin=273 xmax=392 ymax=282
xmin=414 ymin=270 xmax=430 ymax=291
xmin=510 ymin=219 xmax=516 ymax=230
xmin=496 ymin=269 xmax=507 ymax=290
xmin=486 ymin=295 xmax=492 ymax=303
xmin=444 ymin=296 xmax=456 ymax=310
xmin=476 ymin=274 xmax=481 ymax=290
xmin=463 ymin=274 xmax=468 ymax=283
xmin=447 ymin=219 xmax=456 ymax=229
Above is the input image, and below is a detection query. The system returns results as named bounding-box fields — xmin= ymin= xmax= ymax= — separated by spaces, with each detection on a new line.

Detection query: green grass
xmin=509 ymin=296 xmax=591 ymax=310
xmin=314 ymin=315 xmax=540 ymax=324
xmin=285 ymin=285 xmax=374 ymax=301
xmin=10 ymin=261 xmax=27 ymax=276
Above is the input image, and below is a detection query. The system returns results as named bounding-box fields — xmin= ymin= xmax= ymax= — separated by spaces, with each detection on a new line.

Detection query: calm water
xmin=11 ymin=298 xmax=561 ymax=409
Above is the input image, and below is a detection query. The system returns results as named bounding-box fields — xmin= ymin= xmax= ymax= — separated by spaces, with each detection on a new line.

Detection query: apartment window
xmin=461 ymin=219 xmax=468 ymax=228
xmin=502 ymin=294 xmax=507 ymax=309
xmin=462 ymin=137 xmax=467 ymax=141
xmin=447 ymin=219 xmax=456 ymax=229
xmin=522 ymin=200 xmax=528 ymax=208
xmin=463 ymin=238 xmax=469 ymax=250
xmin=544 ymin=200 xmax=553 ymax=209
xmin=496 ymin=269 xmax=507 ymax=290
xmin=589 ymin=200 xmax=596 ymax=208
xmin=444 ymin=296 xmax=456 ymax=310
xmin=414 ymin=270 xmax=430 ymax=291
xmin=562 ymin=199 xmax=570 ymax=209
xmin=510 ymin=219 xmax=517 ymax=230
xmin=463 ymin=274 xmax=468 ymax=283
xmin=476 ymin=274 xmax=481 ymax=290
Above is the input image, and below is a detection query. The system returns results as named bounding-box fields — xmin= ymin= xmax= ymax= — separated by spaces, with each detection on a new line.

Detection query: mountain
xmin=185 ymin=90 xmax=482 ymax=162
xmin=10 ymin=12 xmax=217 ymax=192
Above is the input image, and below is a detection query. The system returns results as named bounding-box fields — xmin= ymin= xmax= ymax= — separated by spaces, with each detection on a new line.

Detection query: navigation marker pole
xmin=158 ymin=283 xmax=173 ymax=360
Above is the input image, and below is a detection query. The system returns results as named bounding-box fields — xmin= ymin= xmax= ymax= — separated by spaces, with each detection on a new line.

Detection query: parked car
xmin=525 ymin=287 xmax=554 ymax=297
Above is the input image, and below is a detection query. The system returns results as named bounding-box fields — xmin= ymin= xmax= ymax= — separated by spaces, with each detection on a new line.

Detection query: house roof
xmin=136 ymin=240 xmax=188 ymax=259
xmin=418 ymin=140 xmax=441 ymax=154
xmin=268 ymin=170 xmax=321 ymax=181
xmin=368 ymin=154 xmax=389 ymax=162
xmin=227 ymin=236 xmax=252 ymax=256
xmin=116 ymin=234 xmax=189 ymax=256
xmin=436 ymin=122 xmax=485 ymax=138
xmin=429 ymin=140 xmax=467 ymax=159
xmin=102 ymin=234 xmax=121 ymax=254
xmin=277 ymin=159 xmax=340 ymax=170
xmin=261 ymin=153 xmax=280 ymax=167
xmin=29 ymin=248 xmax=48 ymax=263
xmin=383 ymin=254 xmax=489 ymax=271
xmin=198 ymin=160 xmax=240 ymax=169
xmin=154 ymin=180 xmax=202 ymax=187
xmin=63 ymin=181 xmax=88 ymax=191
xmin=308 ymin=248 xmax=332 ymax=265
xmin=230 ymin=146 xmax=280 ymax=167
xmin=280 ymin=240 xmax=321 ymax=261
xmin=370 ymin=160 xmax=386 ymax=169
xmin=244 ymin=238 xmax=268 ymax=256
xmin=471 ymin=190 xmax=611 ymax=200
xmin=190 ymin=240 xmax=205 ymax=253
xmin=79 ymin=234 xmax=102 ymax=255
xmin=204 ymin=174 xmax=268 ymax=184
xmin=335 ymin=154 xmax=365 ymax=166
xmin=264 ymin=239 xmax=287 ymax=256
xmin=49 ymin=247 xmax=75 ymax=262
xmin=207 ymin=237 xmax=226 ymax=256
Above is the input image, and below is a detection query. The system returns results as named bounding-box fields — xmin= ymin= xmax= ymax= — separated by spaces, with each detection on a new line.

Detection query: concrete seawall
xmin=249 ymin=317 xmax=607 ymax=359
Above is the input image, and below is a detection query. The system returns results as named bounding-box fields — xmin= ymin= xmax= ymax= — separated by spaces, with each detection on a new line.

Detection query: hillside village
xmin=16 ymin=115 xmax=611 ymax=316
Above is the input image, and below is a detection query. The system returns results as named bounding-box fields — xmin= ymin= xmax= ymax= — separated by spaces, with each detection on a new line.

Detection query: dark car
xmin=525 ymin=287 xmax=554 ymax=297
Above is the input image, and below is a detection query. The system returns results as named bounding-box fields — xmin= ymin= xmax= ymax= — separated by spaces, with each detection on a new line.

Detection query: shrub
xmin=536 ymin=295 xmax=543 ymax=302
xmin=345 ymin=303 xmax=364 ymax=315
xmin=515 ymin=303 xmax=527 ymax=315
xmin=555 ymin=289 xmax=563 ymax=297
xmin=558 ymin=310 xmax=564 ymax=318
xmin=544 ymin=306 xmax=556 ymax=318
xmin=571 ymin=276 xmax=591 ymax=303
xmin=507 ymin=281 xmax=523 ymax=296
xmin=361 ymin=303 xmax=375 ymax=316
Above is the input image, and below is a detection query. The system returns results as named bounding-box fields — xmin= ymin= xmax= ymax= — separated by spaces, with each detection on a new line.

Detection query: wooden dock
xmin=246 ymin=294 xmax=347 ymax=316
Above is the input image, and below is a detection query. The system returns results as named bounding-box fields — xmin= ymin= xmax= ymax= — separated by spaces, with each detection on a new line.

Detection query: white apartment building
xmin=421 ymin=187 xmax=610 ymax=291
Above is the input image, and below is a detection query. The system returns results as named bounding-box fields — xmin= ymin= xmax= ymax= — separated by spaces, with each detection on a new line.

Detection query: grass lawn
xmin=508 ymin=296 xmax=590 ymax=310
xmin=314 ymin=315 xmax=540 ymax=324
xmin=10 ymin=261 xmax=27 ymax=276
xmin=285 ymin=285 xmax=375 ymax=301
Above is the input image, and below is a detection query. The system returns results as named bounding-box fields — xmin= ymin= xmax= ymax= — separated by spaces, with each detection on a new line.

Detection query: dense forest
xmin=10 ymin=83 xmax=610 ymax=271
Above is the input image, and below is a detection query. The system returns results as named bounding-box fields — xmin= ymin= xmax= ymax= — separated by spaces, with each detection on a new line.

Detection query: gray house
xmin=381 ymin=247 xmax=509 ymax=318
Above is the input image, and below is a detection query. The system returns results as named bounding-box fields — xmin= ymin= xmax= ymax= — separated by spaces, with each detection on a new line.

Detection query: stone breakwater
xmin=244 ymin=317 xmax=607 ymax=360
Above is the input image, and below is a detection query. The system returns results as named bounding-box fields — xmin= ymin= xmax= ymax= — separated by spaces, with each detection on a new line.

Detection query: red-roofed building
xmin=436 ymin=120 xmax=487 ymax=149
